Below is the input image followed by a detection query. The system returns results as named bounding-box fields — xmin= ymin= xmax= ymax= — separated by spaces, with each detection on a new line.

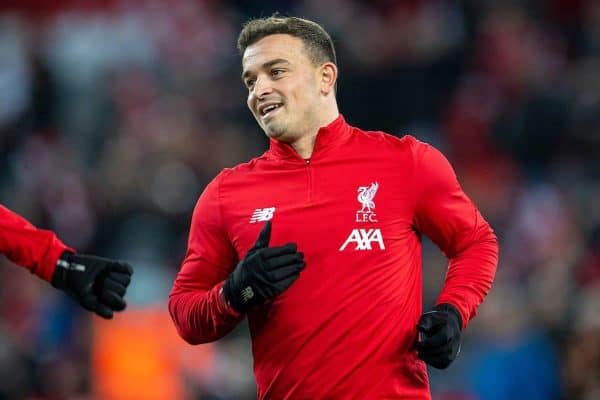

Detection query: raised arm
xmin=168 ymin=178 xmax=244 ymax=344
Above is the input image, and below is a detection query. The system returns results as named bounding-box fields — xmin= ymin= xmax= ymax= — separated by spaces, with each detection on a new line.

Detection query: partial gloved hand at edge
xmin=52 ymin=252 xmax=133 ymax=319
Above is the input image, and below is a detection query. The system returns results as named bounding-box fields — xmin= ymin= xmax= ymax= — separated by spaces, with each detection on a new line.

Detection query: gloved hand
xmin=222 ymin=221 xmax=305 ymax=313
xmin=52 ymin=252 xmax=133 ymax=319
xmin=416 ymin=303 xmax=462 ymax=369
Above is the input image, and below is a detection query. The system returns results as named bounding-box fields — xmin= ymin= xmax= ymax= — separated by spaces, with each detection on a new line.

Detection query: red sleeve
xmin=0 ymin=204 xmax=73 ymax=282
xmin=168 ymin=175 xmax=244 ymax=345
xmin=412 ymin=142 xmax=499 ymax=329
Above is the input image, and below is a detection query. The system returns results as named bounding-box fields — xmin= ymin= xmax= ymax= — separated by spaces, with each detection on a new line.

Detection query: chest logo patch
xmin=250 ymin=207 xmax=276 ymax=223
xmin=339 ymin=228 xmax=385 ymax=251
xmin=356 ymin=181 xmax=379 ymax=223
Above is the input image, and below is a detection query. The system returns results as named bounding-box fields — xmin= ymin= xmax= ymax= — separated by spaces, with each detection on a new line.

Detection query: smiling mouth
xmin=259 ymin=103 xmax=282 ymax=118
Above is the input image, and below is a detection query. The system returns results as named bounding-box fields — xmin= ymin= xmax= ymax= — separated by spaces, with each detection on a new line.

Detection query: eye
xmin=271 ymin=69 xmax=285 ymax=77
xmin=245 ymin=79 xmax=256 ymax=89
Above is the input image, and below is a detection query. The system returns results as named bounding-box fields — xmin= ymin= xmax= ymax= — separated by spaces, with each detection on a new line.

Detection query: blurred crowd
xmin=0 ymin=0 xmax=598 ymax=399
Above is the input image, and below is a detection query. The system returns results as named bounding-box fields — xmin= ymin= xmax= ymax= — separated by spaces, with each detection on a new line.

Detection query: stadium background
xmin=0 ymin=0 xmax=598 ymax=399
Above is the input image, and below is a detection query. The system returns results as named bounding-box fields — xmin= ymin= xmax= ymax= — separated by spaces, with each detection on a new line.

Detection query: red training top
xmin=0 ymin=204 xmax=71 ymax=282
xmin=169 ymin=115 xmax=499 ymax=399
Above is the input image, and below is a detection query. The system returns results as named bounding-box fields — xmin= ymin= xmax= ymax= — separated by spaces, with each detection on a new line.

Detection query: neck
xmin=290 ymin=134 xmax=319 ymax=160
xmin=290 ymin=105 xmax=339 ymax=159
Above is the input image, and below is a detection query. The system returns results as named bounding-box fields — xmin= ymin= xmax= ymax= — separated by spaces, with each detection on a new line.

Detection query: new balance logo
xmin=241 ymin=286 xmax=255 ymax=302
xmin=339 ymin=228 xmax=385 ymax=251
xmin=249 ymin=207 xmax=276 ymax=223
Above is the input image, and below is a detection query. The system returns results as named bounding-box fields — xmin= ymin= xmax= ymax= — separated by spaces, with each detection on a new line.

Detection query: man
xmin=169 ymin=15 xmax=498 ymax=399
xmin=1 ymin=204 xmax=133 ymax=319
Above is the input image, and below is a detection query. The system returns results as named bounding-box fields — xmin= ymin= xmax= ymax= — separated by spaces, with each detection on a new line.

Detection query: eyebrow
xmin=242 ymin=58 xmax=290 ymax=81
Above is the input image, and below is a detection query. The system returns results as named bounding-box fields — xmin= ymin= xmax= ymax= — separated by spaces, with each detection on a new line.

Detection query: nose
xmin=252 ymin=76 xmax=273 ymax=100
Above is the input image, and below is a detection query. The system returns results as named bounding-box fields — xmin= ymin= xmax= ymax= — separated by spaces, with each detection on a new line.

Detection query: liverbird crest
xmin=357 ymin=181 xmax=379 ymax=213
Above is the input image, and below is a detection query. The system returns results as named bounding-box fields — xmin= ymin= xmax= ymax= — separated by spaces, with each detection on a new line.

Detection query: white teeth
xmin=261 ymin=104 xmax=280 ymax=115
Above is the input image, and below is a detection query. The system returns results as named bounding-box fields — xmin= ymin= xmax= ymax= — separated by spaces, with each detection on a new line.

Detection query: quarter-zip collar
xmin=266 ymin=114 xmax=353 ymax=161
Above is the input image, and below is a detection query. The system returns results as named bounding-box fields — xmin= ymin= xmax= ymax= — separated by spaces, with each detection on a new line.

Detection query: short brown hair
xmin=237 ymin=15 xmax=337 ymax=66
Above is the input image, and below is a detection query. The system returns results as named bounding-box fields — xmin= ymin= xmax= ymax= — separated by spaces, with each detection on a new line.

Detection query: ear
xmin=319 ymin=62 xmax=338 ymax=95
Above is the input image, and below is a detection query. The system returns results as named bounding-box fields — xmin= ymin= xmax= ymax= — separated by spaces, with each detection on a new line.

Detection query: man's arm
xmin=412 ymin=142 xmax=499 ymax=367
xmin=0 ymin=204 xmax=133 ymax=319
xmin=0 ymin=204 xmax=72 ymax=281
xmin=412 ymin=142 xmax=498 ymax=327
xmin=168 ymin=177 xmax=245 ymax=344
xmin=169 ymin=178 xmax=306 ymax=345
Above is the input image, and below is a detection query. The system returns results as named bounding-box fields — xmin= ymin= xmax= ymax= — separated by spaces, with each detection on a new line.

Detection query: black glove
xmin=222 ymin=221 xmax=305 ymax=313
xmin=52 ymin=252 xmax=133 ymax=319
xmin=416 ymin=303 xmax=462 ymax=369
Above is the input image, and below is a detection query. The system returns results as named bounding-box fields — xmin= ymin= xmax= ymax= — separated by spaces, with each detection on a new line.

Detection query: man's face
xmin=242 ymin=34 xmax=322 ymax=142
